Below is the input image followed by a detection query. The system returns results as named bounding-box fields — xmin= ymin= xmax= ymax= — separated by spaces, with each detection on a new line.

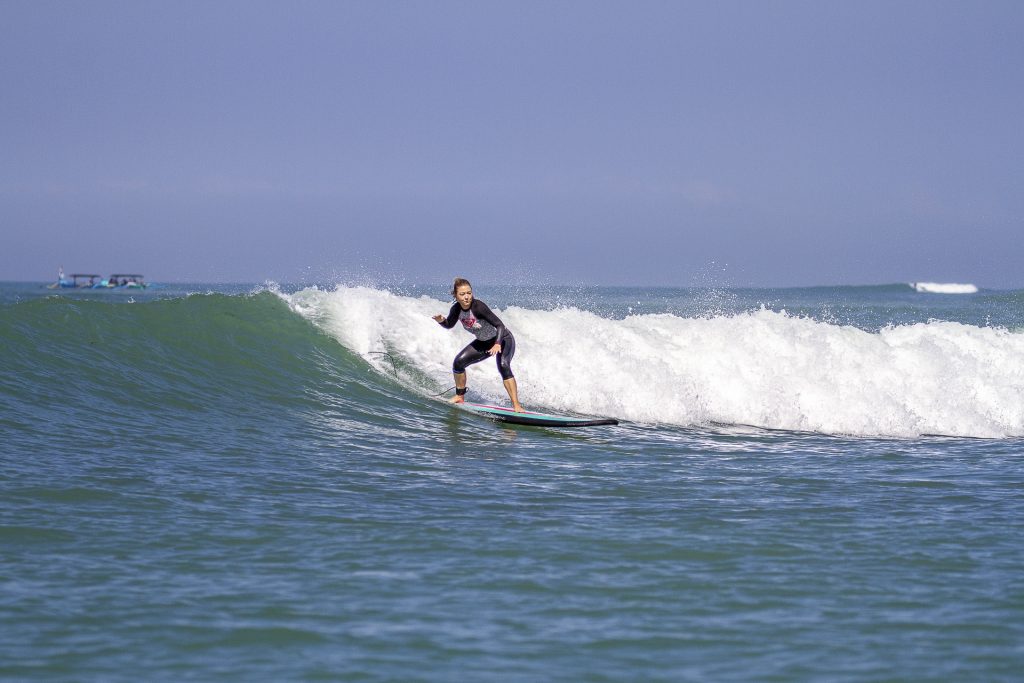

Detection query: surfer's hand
xmin=432 ymin=314 xmax=444 ymax=323
xmin=488 ymin=344 xmax=501 ymax=355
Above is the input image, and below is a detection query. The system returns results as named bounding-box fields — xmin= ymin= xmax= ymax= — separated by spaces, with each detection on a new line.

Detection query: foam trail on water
xmin=283 ymin=286 xmax=1024 ymax=438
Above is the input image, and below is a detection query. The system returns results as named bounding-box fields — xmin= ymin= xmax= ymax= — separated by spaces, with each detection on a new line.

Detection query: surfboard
xmin=459 ymin=402 xmax=619 ymax=427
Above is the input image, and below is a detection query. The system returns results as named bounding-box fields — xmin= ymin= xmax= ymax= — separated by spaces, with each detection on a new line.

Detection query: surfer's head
xmin=452 ymin=277 xmax=473 ymax=309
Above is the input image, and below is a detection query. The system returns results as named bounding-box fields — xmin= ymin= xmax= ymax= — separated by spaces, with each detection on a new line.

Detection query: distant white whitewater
xmin=283 ymin=286 xmax=1024 ymax=439
xmin=911 ymin=282 xmax=979 ymax=294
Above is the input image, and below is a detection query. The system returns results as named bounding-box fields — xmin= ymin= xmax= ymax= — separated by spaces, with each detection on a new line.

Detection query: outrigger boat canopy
xmin=49 ymin=272 xmax=149 ymax=289
xmin=105 ymin=274 xmax=147 ymax=288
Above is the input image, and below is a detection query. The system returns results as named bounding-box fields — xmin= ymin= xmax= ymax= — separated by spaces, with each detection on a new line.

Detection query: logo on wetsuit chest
xmin=460 ymin=312 xmax=482 ymax=331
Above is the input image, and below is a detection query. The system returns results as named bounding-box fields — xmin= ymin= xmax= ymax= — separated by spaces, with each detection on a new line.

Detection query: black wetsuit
xmin=438 ymin=299 xmax=516 ymax=380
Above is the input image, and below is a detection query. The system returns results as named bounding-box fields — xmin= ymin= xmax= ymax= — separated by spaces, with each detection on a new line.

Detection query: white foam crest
xmin=282 ymin=286 xmax=1024 ymax=438
xmin=912 ymin=282 xmax=979 ymax=294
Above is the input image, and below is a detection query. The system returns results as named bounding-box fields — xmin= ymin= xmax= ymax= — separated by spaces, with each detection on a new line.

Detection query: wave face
xmin=283 ymin=286 xmax=1024 ymax=438
xmin=0 ymin=290 xmax=392 ymax=459
xmin=912 ymin=282 xmax=979 ymax=294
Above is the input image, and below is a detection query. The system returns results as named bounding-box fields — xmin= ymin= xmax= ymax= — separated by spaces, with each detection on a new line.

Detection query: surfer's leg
xmin=495 ymin=332 xmax=515 ymax=379
xmin=503 ymin=377 xmax=523 ymax=412
xmin=451 ymin=371 xmax=467 ymax=403
xmin=495 ymin=333 xmax=521 ymax=411
xmin=451 ymin=341 xmax=491 ymax=402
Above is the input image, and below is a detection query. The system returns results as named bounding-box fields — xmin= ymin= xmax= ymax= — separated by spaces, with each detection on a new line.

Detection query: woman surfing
xmin=432 ymin=278 xmax=523 ymax=412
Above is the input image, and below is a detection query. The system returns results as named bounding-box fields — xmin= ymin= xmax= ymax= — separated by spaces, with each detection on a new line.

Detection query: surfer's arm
xmin=434 ymin=303 xmax=460 ymax=328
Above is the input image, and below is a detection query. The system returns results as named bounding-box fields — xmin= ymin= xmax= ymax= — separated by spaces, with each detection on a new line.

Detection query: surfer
xmin=433 ymin=278 xmax=524 ymax=412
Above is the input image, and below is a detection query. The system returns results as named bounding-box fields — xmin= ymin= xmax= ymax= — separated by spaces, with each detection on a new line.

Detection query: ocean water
xmin=2 ymin=280 xmax=1023 ymax=681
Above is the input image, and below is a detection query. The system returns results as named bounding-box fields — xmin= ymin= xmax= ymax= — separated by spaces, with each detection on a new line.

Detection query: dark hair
xmin=452 ymin=277 xmax=472 ymax=297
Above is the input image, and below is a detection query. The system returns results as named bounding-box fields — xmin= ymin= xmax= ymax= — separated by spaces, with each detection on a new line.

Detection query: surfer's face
xmin=455 ymin=285 xmax=473 ymax=309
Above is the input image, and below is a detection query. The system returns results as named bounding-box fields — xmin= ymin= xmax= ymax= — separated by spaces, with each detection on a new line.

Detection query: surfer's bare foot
xmin=449 ymin=395 xmax=464 ymax=404
xmin=513 ymin=403 xmax=524 ymax=412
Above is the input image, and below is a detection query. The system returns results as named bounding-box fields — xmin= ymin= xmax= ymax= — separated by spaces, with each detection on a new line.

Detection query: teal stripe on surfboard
xmin=460 ymin=402 xmax=619 ymax=427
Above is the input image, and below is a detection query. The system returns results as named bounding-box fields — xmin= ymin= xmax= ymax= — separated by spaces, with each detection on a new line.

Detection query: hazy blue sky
xmin=3 ymin=0 xmax=1022 ymax=287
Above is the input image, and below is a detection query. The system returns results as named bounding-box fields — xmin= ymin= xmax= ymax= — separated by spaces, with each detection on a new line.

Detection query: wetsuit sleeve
xmin=473 ymin=300 xmax=506 ymax=343
xmin=439 ymin=302 xmax=460 ymax=328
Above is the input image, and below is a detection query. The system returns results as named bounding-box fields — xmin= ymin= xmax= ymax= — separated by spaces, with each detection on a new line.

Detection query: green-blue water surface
xmin=2 ymin=281 xmax=1023 ymax=681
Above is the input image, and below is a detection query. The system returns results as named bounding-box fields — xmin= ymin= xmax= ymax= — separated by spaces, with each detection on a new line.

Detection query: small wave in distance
xmin=911 ymin=282 xmax=979 ymax=294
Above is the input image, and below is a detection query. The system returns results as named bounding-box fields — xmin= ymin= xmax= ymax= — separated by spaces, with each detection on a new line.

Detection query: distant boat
xmin=47 ymin=273 xmax=149 ymax=290
xmin=47 ymin=273 xmax=102 ymax=289
xmin=100 ymin=274 xmax=148 ymax=289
